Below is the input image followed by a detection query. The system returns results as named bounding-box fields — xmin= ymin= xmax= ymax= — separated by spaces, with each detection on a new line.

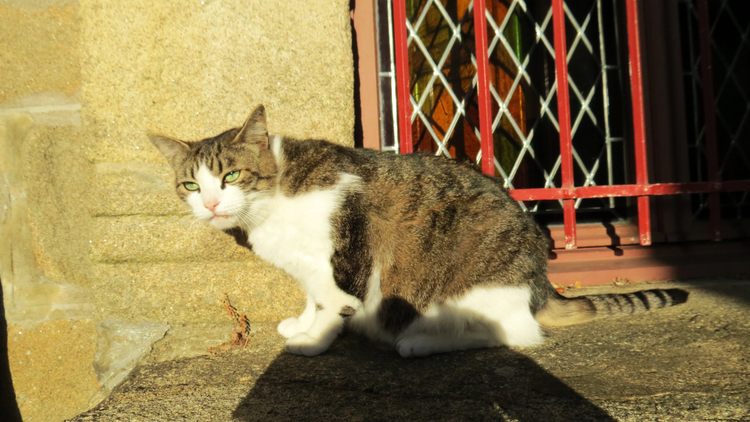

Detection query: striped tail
xmin=534 ymin=288 xmax=689 ymax=327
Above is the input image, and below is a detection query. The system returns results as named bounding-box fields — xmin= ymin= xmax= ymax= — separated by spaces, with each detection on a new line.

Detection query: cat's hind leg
xmin=457 ymin=285 xmax=545 ymax=348
xmin=277 ymin=294 xmax=317 ymax=338
xmin=393 ymin=286 xmax=544 ymax=358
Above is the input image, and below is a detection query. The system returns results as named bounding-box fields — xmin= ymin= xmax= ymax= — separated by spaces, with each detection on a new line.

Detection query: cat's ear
xmin=233 ymin=104 xmax=269 ymax=149
xmin=149 ymin=134 xmax=191 ymax=168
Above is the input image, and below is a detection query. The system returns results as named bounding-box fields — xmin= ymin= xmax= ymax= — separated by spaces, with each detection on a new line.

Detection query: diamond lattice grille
xmin=404 ymin=0 xmax=630 ymax=218
xmin=481 ymin=0 xmax=629 ymax=215
xmin=407 ymin=0 xmax=482 ymax=161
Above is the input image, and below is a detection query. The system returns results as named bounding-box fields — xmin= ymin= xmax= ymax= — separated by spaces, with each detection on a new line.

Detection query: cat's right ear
xmin=149 ymin=134 xmax=191 ymax=168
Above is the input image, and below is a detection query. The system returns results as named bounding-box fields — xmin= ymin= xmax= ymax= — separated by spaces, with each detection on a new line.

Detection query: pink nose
xmin=204 ymin=199 xmax=219 ymax=212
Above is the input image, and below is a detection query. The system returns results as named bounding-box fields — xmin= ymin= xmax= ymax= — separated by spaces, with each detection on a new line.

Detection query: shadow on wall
xmin=231 ymin=334 xmax=614 ymax=422
xmin=0 ymin=278 xmax=23 ymax=422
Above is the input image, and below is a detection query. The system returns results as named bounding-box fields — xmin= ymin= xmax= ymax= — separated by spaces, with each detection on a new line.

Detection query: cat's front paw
xmin=285 ymin=333 xmax=329 ymax=357
xmin=277 ymin=317 xmax=306 ymax=338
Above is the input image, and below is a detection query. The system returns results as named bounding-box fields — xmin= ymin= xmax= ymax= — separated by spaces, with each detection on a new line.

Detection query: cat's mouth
xmin=208 ymin=214 xmax=236 ymax=229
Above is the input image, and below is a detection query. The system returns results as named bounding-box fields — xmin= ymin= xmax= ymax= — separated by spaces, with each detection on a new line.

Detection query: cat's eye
xmin=224 ymin=171 xmax=240 ymax=183
xmin=183 ymin=182 xmax=199 ymax=191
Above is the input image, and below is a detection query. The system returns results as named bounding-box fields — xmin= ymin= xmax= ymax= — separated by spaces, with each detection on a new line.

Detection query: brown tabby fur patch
xmin=271 ymin=136 xmax=555 ymax=330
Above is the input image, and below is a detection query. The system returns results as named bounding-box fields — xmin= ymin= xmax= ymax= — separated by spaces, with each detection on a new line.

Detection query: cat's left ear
xmin=233 ymin=104 xmax=269 ymax=149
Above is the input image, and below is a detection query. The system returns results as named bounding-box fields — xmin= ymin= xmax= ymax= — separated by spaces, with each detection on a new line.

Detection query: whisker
xmin=238 ymin=210 xmax=261 ymax=229
xmin=234 ymin=208 xmax=256 ymax=227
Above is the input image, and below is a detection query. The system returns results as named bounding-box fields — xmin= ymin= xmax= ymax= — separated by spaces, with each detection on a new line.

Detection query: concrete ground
xmin=67 ymin=279 xmax=749 ymax=422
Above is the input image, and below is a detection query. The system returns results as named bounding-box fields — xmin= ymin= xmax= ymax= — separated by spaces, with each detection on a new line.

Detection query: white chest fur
xmin=247 ymin=176 xmax=358 ymax=293
xmin=245 ymin=168 xmax=364 ymax=356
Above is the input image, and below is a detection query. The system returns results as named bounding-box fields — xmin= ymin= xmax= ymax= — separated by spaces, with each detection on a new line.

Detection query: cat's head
xmin=149 ymin=105 xmax=277 ymax=230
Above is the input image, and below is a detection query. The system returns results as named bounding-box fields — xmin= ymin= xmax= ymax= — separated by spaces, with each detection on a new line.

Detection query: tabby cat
xmin=149 ymin=105 xmax=688 ymax=357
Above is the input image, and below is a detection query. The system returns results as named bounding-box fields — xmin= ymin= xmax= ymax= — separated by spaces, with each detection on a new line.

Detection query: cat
xmin=149 ymin=105 xmax=689 ymax=358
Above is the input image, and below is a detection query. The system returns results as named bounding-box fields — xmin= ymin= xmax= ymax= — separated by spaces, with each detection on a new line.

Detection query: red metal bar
xmin=473 ymin=0 xmax=495 ymax=176
xmin=508 ymin=179 xmax=750 ymax=201
xmin=393 ymin=0 xmax=414 ymax=154
xmin=696 ymin=0 xmax=722 ymax=241
xmin=552 ymin=0 xmax=576 ymax=249
xmin=625 ymin=0 xmax=652 ymax=246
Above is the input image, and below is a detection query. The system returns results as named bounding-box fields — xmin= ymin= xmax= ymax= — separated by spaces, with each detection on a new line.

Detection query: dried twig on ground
xmin=207 ymin=294 xmax=252 ymax=356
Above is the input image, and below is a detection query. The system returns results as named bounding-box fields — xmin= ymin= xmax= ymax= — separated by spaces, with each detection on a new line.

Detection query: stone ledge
xmin=0 ymin=92 xmax=80 ymax=127
xmin=91 ymin=261 xmax=304 ymax=323
xmin=88 ymin=162 xmax=184 ymax=217
xmin=89 ymin=215 xmax=254 ymax=263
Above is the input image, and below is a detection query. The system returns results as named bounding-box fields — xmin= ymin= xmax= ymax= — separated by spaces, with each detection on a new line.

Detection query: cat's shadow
xmin=232 ymin=334 xmax=614 ymax=422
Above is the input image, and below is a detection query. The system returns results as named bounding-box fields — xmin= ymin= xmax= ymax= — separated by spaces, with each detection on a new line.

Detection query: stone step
xmin=91 ymin=262 xmax=303 ymax=324
xmin=89 ymin=162 xmax=184 ymax=217
xmin=90 ymin=215 xmax=253 ymax=263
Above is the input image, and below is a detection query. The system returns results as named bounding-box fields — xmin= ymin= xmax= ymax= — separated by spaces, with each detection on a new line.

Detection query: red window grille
xmin=386 ymin=0 xmax=750 ymax=257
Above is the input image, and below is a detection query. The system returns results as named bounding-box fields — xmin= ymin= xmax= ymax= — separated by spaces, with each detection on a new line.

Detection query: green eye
xmin=224 ymin=171 xmax=240 ymax=183
xmin=183 ymin=182 xmax=199 ymax=191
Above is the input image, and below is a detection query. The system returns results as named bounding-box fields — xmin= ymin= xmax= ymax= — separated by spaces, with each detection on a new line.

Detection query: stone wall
xmin=0 ymin=1 xmax=354 ymax=420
